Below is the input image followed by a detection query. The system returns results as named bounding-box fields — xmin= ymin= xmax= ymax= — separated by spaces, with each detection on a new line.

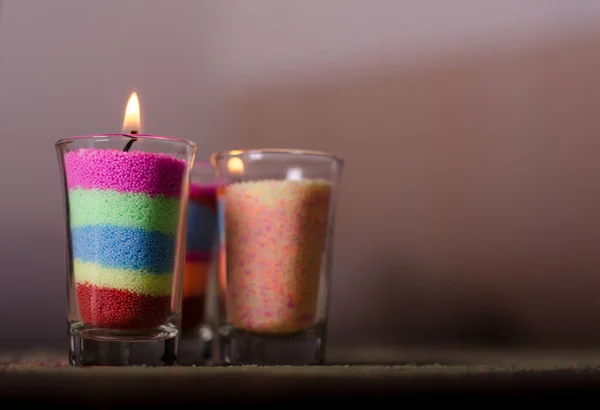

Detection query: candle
xmin=57 ymin=92 xmax=196 ymax=366
xmin=64 ymin=93 xmax=191 ymax=331
xmin=224 ymin=178 xmax=332 ymax=334
xmin=181 ymin=164 xmax=218 ymax=333
xmin=210 ymin=149 xmax=343 ymax=366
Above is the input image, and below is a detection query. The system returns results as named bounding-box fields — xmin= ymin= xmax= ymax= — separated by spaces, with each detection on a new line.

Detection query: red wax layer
xmin=181 ymin=295 xmax=205 ymax=332
xmin=185 ymin=250 xmax=213 ymax=263
xmin=76 ymin=284 xmax=170 ymax=329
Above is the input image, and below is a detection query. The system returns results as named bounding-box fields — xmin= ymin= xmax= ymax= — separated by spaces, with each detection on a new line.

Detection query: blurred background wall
xmin=1 ymin=0 xmax=600 ymax=350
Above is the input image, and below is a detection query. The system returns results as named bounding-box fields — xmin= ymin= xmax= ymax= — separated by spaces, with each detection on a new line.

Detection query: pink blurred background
xmin=1 ymin=0 xmax=600 ymax=351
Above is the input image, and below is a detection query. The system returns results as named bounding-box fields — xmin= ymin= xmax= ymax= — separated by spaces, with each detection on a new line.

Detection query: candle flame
xmin=122 ymin=91 xmax=141 ymax=133
xmin=227 ymin=157 xmax=244 ymax=175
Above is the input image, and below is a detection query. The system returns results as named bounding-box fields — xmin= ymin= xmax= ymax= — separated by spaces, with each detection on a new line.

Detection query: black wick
xmin=123 ymin=130 xmax=138 ymax=152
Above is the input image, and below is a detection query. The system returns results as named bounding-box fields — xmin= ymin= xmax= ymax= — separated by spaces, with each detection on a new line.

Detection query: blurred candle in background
xmin=182 ymin=163 xmax=218 ymax=333
xmin=178 ymin=162 xmax=219 ymax=364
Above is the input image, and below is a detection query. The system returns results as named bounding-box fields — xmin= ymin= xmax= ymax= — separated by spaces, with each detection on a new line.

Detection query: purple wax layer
xmin=65 ymin=148 xmax=186 ymax=197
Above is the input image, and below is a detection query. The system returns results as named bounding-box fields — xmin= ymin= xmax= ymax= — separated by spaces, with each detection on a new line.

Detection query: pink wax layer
xmin=64 ymin=148 xmax=186 ymax=197
xmin=223 ymin=178 xmax=332 ymax=335
xmin=189 ymin=183 xmax=217 ymax=205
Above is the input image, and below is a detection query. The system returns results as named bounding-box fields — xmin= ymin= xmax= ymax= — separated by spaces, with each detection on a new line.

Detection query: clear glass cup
xmin=56 ymin=134 xmax=196 ymax=366
xmin=211 ymin=149 xmax=344 ymax=365
xmin=178 ymin=162 xmax=219 ymax=365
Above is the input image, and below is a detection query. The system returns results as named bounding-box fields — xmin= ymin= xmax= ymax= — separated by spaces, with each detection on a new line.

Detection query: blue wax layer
xmin=186 ymin=202 xmax=218 ymax=252
xmin=71 ymin=225 xmax=175 ymax=274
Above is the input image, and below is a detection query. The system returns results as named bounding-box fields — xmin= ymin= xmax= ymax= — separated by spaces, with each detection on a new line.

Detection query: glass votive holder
xmin=56 ymin=134 xmax=196 ymax=366
xmin=178 ymin=162 xmax=219 ymax=365
xmin=211 ymin=149 xmax=343 ymax=365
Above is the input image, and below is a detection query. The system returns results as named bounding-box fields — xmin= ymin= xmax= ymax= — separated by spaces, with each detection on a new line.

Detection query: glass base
xmin=178 ymin=325 xmax=214 ymax=366
xmin=69 ymin=322 xmax=179 ymax=366
xmin=219 ymin=325 xmax=326 ymax=366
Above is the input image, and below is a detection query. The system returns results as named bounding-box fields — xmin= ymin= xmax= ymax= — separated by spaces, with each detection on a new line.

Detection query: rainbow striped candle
xmin=64 ymin=148 xmax=186 ymax=330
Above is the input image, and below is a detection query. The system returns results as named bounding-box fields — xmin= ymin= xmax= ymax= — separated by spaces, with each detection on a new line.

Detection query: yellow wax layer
xmin=73 ymin=259 xmax=173 ymax=297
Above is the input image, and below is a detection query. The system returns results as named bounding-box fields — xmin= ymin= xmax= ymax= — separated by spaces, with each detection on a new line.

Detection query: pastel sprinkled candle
xmin=224 ymin=179 xmax=332 ymax=334
xmin=211 ymin=149 xmax=343 ymax=366
xmin=56 ymin=92 xmax=196 ymax=367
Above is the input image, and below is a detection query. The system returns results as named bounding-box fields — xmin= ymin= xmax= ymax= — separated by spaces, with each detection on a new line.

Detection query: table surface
xmin=3 ymin=344 xmax=600 ymax=403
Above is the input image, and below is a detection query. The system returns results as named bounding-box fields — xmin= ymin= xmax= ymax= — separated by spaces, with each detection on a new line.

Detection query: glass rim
xmin=211 ymin=148 xmax=343 ymax=165
xmin=192 ymin=161 xmax=212 ymax=170
xmin=191 ymin=161 xmax=216 ymax=180
xmin=55 ymin=133 xmax=197 ymax=149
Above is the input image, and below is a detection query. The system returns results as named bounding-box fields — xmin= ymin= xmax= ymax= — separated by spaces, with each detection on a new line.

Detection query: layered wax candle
xmin=182 ymin=177 xmax=218 ymax=332
xmin=66 ymin=147 xmax=186 ymax=329
xmin=58 ymin=92 xmax=196 ymax=367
